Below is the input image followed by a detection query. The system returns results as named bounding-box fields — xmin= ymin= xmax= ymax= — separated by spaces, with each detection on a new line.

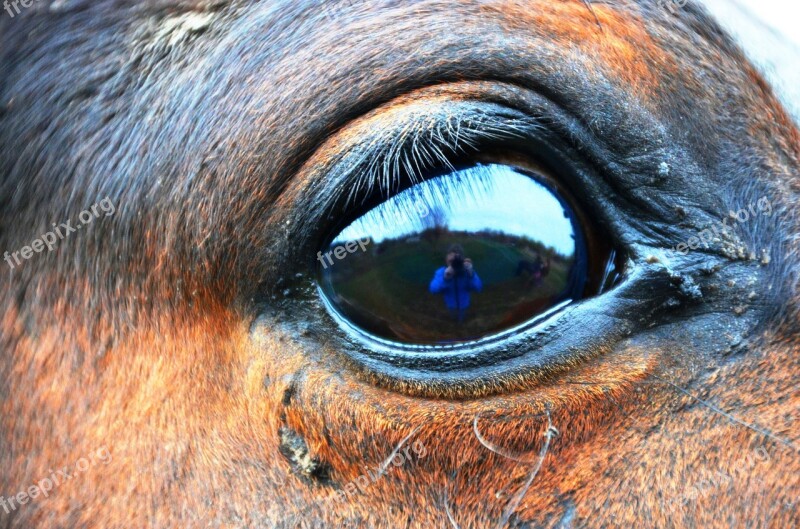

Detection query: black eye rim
xmin=310 ymin=144 xmax=636 ymax=361
xmin=269 ymin=86 xmax=705 ymax=396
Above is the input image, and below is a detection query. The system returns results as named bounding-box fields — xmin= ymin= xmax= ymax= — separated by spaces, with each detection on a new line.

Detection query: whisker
xmin=495 ymin=408 xmax=558 ymax=529
xmin=279 ymin=425 xmax=423 ymax=525
xmin=473 ymin=412 xmax=544 ymax=464
xmin=444 ymin=488 xmax=461 ymax=529
xmin=377 ymin=425 xmax=423 ymax=475
xmin=651 ymin=375 xmax=798 ymax=453
xmin=580 ymin=0 xmax=602 ymax=29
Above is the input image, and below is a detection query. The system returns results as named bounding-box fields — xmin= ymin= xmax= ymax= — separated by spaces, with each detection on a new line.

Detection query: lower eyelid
xmin=305 ymin=262 xmax=673 ymax=398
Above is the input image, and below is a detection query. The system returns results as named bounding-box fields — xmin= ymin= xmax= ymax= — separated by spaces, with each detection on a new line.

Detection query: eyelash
xmin=303 ymin=105 xmax=545 ymax=229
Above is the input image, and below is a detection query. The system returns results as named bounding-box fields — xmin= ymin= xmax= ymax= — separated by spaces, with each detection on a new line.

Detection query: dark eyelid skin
xmin=259 ymin=81 xmax=764 ymax=398
xmin=279 ymin=83 xmax=627 ymax=256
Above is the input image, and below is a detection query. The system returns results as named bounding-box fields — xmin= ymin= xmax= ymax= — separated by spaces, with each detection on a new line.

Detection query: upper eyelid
xmin=273 ymin=81 xmax=701 ymax=269
xmin=330 ymin=102 xmax=539 ymax=209
xmin=290 ymin=89 xmax=657 ymax=222
xmin=285 ymin=100 xmax=546 ymax=241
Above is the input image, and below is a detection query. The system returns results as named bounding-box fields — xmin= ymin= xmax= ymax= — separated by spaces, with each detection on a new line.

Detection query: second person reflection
xmin=429 ymin=244 xmax=483 ymax=322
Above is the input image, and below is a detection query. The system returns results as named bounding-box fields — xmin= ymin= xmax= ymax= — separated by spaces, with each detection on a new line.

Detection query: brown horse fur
xmin=0 ymin=1 xmax=798 ymax=527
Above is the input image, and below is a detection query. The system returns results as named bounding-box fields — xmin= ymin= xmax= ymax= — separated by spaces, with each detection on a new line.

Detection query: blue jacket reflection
xmin=429 ymin=267 xmax=482 ymax=310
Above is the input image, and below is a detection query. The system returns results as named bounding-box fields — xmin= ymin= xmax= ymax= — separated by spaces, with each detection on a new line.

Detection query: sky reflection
xmin=334 ymin=164 xmax=576 ymax=256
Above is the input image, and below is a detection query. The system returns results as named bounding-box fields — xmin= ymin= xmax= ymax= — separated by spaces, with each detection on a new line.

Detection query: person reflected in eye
xmin=517 ymin=253 xmax=551 ymax=288
xmin=429 ymin=244 xmax=482 ymax=322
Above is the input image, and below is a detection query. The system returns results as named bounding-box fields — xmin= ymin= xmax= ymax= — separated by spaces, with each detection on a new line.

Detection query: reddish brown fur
xmin=0 ymin=1 xmax=798 ymax=528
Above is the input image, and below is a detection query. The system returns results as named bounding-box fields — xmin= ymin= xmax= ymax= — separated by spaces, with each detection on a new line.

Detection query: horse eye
xmin=316 ymin=163 xmax=622 ymax=345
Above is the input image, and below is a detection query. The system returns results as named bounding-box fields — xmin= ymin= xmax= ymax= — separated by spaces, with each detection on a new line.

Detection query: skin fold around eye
xmin=266 ymin=81 xmax=760 ymax=398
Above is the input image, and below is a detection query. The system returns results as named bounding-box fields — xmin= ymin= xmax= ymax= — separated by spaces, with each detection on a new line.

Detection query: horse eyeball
xmin=316 ymin=163 xmax=622 ymax=345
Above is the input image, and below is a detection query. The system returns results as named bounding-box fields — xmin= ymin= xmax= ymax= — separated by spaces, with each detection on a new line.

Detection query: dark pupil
xmin=318 ymin=164 xmax=594 ymax=345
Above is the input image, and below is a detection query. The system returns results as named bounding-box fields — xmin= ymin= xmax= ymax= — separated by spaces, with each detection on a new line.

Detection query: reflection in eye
xmin=317 ymin=164 xmax=621 ymax=345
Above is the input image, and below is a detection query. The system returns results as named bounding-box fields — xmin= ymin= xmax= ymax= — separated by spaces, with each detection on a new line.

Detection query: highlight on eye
xmin=317 ymin=163 xmax=621 ymax=345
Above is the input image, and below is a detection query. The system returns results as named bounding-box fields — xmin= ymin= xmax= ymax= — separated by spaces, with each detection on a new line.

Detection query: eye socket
xmin=316 ymin=161 xmax=623 ymax=346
